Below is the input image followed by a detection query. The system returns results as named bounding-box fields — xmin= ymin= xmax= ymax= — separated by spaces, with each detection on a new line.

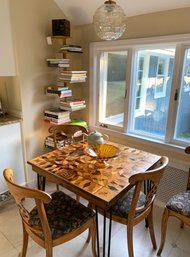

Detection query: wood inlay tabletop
xmin=28 ymin=142 xmax=161 ymax=209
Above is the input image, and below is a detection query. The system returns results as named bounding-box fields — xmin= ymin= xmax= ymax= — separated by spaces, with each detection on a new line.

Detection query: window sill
xmin=90 ymin=125 xmax=189 ymax=170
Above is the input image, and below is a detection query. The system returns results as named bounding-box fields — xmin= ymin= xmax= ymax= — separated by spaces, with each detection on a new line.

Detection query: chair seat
xmin=29 ymin=191 xmax=95 ymax=239
xmin=166 ymin=190 xmax=190 ymax=217
xmin=111 ymin=188 xmax=146 ymax=218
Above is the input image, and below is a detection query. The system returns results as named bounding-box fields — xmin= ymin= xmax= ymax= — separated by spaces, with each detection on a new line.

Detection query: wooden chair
xmin=157 ymin=146 xmax=190 ymax=256
xmin=48 ymin=124 xmax=88 ymax=149
xmin=3 ymin=168 xmax=96 ymax=257
xmin=42 ymin=124 xmax=88 ymax=193
xmin=96 ymin=156 xmax=168 ymax=257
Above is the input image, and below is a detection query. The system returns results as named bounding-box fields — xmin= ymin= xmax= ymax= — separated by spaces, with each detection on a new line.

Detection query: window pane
xmin=130 ymin=48 xmax=175 ymax=138
xmin=99 ymin=51 xmax=127 ymax=127
xmin=175 ymin=48 xmax=190 ymax=142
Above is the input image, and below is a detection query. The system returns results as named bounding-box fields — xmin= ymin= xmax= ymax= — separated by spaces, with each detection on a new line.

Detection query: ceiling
xmin=54 ymin=0 xmax=190 ymax=26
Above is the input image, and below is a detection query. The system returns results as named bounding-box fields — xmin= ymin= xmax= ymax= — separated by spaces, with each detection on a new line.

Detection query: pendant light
xmin=93 ymin=0 xmax=126 ymax=41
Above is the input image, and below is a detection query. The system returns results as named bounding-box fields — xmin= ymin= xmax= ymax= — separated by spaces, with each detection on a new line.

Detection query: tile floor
xmin=0 ymin=183 xmax=190 ymax=257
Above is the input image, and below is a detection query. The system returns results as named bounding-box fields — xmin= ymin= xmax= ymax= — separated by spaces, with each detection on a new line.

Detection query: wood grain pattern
xmin=28 ymin=142 xmax=161 ymax=209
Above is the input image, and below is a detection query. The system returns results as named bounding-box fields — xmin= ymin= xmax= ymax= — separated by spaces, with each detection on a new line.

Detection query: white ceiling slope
xmin=54 ymin=0 xmax=190 ymax=26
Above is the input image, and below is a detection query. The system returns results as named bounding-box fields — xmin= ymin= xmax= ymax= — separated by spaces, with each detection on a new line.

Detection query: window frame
xmin=89 ymin=34 xmax=190 ymax=150
xmin=98 ymin=50 xmax=129 ymax=128
xmin=173 ymin=45 xmax=190 ymax=144
xmin=128 ymin=45 xmax=177 ymax=141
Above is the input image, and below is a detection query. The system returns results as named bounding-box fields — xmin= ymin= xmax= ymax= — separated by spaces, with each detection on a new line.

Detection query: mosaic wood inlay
xmin=28 ymin=142 xmax=161 ymax=207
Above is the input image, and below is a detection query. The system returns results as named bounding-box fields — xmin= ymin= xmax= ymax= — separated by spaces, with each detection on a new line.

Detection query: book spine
xmin=60 ymin=103 xmax=85 ymax=107
xmin=46 ymin=137 xmax=65 ymax=143
xmin=58 ymin=64 xmax=70 ymax=68
xmin=44 ymin=113 xmax=59 ymax=119
xmin=58 ymin=80 xmax=86 ymax=84
xmin=59 ymin=71 xmax=87 ymax=74
xmin=45 ymin=141 xmax=56 ymax=148
xmin=46 ymin=91 xmax=72 ymax=97
xmin=61 ymin=44 xmax=81 ymax=47
xmin=44 ymin=118 xmax=71 ymax=125
xmin=46 ymin=88 xmax=69 ymax=94
xmin=67 ymin=50 xmax=83 ymax=53
xmin=46 ymin=85 xmax=67 ymax=90
xmin=59 ymin=77 xmax=86 ymax=79
xmin=58 ymin=78 xmax=86 ymax=82
xmin=44 ymin=113 xmax=69 ymax=119
xmin=60 ymin=105 xmax=86 ymax=111
xmin=61 ymin=101 xmax=85 ymax=106
xmin=60 ymin=74 xmax=87 ymax=76
xmin=46 ymin=58 xmax=70 ymax=62
xmin=44 ymin=117 xmax=71 ymax=123
xmin=45 ymin=136 xmax=55 ymax=142
xmin=44 ymin=110 xmax=70 ymax=116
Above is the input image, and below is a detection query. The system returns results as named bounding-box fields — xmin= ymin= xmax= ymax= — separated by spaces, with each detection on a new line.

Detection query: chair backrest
xmin=48 ymin=124 xmax=88 ymax=147
xmin=3 ymin=168 xmax=52 ymax=243
xmin=128 ymin=156 xmax=168 ymax=219
xmin=185 ymin=146 xmax=190 ymax=190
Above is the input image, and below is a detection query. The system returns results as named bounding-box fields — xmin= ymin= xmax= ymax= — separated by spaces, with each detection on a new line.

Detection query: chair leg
xmin=127 ymin=223 xmax=134 ymax=257
xmin=157 ymin=208 xmax=169 ymax=256
xmin=180 ymin=221 xmax=184 ymax=228
xmin=20 ymin=224 xmax=28 ymax=257
xmin=46 ymin=246 xmax=53 ymax=257
xmin=76 ymin=194 xmax=80 ymax=202
xmin=91 ymin=218 xmax=97 ymax=257
xmin=86 ymin=226 xmax=91 ymax=243
xmin=147 ymin=208 xmax=157 ymax=249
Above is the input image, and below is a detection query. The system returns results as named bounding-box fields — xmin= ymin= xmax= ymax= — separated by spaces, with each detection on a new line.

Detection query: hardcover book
xmin=60 ymin=98 xmax=85 ymax=106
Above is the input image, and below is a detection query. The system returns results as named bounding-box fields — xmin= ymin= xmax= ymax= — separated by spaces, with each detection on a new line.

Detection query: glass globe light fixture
xmin=93 ymin=0 xmax=126 ymax=41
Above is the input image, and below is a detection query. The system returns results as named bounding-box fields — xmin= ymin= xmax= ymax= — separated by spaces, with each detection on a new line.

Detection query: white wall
xmin=0 ymin=0 xmax=16 ymax=76
xmin=8 ymin=0 xmax=68 ymax=182
xmin=72 ymin=8 xmax=190 ymax=165
xmin=2 ymin=2 xmax=190 ymax=184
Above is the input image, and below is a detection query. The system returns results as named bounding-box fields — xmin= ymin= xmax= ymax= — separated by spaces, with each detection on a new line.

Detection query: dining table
xmin=27 ymin=141 xmax=161 ymax=257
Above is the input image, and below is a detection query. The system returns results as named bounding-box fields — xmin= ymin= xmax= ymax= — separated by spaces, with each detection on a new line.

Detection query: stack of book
xmin=59 ymin=44 xmax=82 ymax=53
xmin=45 ymin=133 xmax=67 ymax=149
xmin=60 ymin=98 xmax=86 ymax=111
xmin=46 ymin=58 xmax=70 ymax=67
xmin=46 ymin=86 xmax=72 ymax=98
xmin=44 ymin=108 xmax=70 ymax=125
xmin=58 ymin=70 xmax=87 ymax=83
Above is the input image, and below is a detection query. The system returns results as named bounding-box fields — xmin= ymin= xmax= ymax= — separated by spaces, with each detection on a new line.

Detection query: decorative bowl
xmin=87 ymin=144 xmax=120 ymax=168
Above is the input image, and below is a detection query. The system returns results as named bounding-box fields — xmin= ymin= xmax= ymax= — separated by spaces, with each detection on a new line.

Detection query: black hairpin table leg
xmin=103 ymin=210 xmax=106 ymax=257
xmin=95 ymin=206 xmax=113 ymax=257
xmin=37 ymin=174 xmax=46 ymax=191
xmin=95 ymin=206 xmax=100 ymax=257
xmin=108 ymin=208 xmax=112 ymax=257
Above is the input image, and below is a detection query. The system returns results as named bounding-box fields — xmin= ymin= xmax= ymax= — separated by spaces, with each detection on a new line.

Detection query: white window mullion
xmin=98 ymin=52 xmax=108 ymax=125
xmin=172 ymin=44 xmax=190 ymax=144
xmin=165 ymin=44 xmax=185 ymax=143
xmin=127 ymin=49 xmax=138 ymax=133
xmin=123 ymin=48 xmax=132 ymax=133
xmin=89 ymin=44 xmax=98 ymax=127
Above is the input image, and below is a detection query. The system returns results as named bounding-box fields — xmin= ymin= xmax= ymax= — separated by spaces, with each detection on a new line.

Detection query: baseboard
xmin=26 ymin=180 xmax=37 ymax=188
xmin=154 ymin=199 xmax=165 ymax=209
